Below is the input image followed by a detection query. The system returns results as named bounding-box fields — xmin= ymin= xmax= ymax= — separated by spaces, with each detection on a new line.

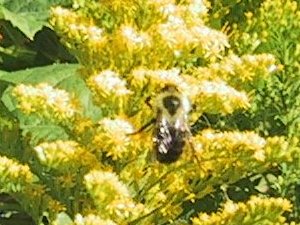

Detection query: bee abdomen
xmin=154 ymin=125 xmax=185 ymax=163
xmin=156 ymin=140 xmax=185 ymax=163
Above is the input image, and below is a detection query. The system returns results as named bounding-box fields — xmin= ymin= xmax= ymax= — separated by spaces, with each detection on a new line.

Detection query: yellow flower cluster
xmin=50 ymin=0 xmax=227 ymax=72
xmin=230 ymin=0 xmax=300 ymax=53
xmin=0 ymin=156 xmax=34 ymax=190
xmin=73 ymin=214 xmax=117 ymax=225
xmin=192 ymin=80 xmax=250 ymax=115
xmin=264 ymin=136 xmax=293 ymax=163
xmin=190 ymin=53 xmax=277 ymax=90
xmin=148 ymin=0 xmax=209 ymax=18
xmin=50 ymin=7 xmax=101 ymax=43
xmin=193 ymin=129 xmax=286 ymax=179
xmin=87 ymin=70 xmax=132 ymax=116
xmin=84 ymin=170 xmax=130 ymax=206
xmin=130 ymin=68 xmax=183 ymax=92
xmin=93 ymin=118 xmax=143 ymax=161
xmin=34 ymin=141 xmax=100 ymax=172
xmin=13 ymin=83 xmax=78 ymax=124
xmin=118 ymin=25 xmax=152 ymax=51
xmin=261 ymin=0 xmax=300 ymax=28
xmin=156 ymin=18 xmax=229 ymax=60
xmin=0 ymin=156 xmax=66 ymax=222
xmin=84 ymin=170 xmax=145 ymax=222
xmin=75 ymin=0 xmax=146 ymax=32
xmin=249 ymin=0 xmax=299 ymax=41
xmin=50 ymin=7 xmax=107 ymax=70
xmin=40 ymin=1 xmax=298 ymax=224
xmin=192 ymin=196 xmax=292 ymax=225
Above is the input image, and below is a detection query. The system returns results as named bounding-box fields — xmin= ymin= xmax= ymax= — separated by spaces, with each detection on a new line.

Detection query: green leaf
xmin=58 ymin=74 xmax=102 ymax=121
xmin=0 ymin=63 xmax=79 ymax=85
xmin=15 ymin=113 xmax=69 ymax=145
xmin=0 ymin=64 xmax=79 ymax=111
xmin=0 ymin=0 xmax=72 ymax=39
xmin=0 ymin=6 xmax=46 ymax=40
xmin=0 ymin=63 xmax=102 ymax=121
xmin=1 ymin=86 xmax=16 ymax=111
xmin=0 ymin=0 xmax=48 ymax=40
xmin=0 ymin=64 xmax=102 ymax=145
xmin=21 ymin=122 xmax=69 ymax=145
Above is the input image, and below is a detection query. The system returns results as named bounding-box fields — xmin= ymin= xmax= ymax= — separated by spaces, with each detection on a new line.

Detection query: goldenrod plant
xmin=192 ymin=196 xmax=292 ymax=225
xmin=0 ymin=0 xmax=299 ymax=224
xmin=214 ymin=0 xmax=300 ymax=221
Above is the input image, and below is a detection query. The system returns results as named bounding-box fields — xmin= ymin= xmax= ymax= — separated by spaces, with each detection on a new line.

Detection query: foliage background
xmin=0 ymin=0 xmax=300 ymax=224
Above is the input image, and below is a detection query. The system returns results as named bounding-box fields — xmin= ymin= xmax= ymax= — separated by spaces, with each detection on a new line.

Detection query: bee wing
xmin=155 ymin=115 xmax=172 ymax=153
xmin=155 ymin=115 xmax=185 ymax=163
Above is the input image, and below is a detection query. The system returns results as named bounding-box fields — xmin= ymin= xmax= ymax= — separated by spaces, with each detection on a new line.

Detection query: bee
xmin=132 ymin=85 xmax=199 ymax=164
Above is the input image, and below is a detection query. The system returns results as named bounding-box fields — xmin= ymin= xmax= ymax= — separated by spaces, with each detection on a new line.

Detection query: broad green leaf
xmin=0 ymin=63 xmax=102 ymax=121
xmin=22 ymin=123 xmax=69 ymax=145
xmin=0 ymin=63 xmax=79 ymax=84
xmin=0 ymin=6 xmax=47 ymax=40
xmin=18 ymin=114 xmax=69 ymax=145
xmin=58 ymin=74 xmax=102 ymax=121
xmin=0 ymin=70 xmax=9 ymax=79
xmin=0 ymin=0 xmax=72 ymax=39
xmin=1 ymin=87 xmax=15 ymax=111
xmin=1 ymin=89 xmax=70 ymax=145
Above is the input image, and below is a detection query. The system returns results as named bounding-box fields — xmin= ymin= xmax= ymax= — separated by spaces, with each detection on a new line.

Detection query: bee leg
xmin=187 ymin=137 xmax=201 ymax=166
xmin=127 ymin=95 xmax=154 ymax=135
xmin=145 ymin=96 xmax=152 ymax=109
xmin=128 ymin=118 xmax=156 ymax=135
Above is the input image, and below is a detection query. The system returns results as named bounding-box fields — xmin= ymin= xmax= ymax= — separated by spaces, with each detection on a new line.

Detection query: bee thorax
xmin=162 ymin=95 xmax=181 ymax=116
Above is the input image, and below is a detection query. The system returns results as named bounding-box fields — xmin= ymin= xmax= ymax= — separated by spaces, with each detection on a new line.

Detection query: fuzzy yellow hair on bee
xmin=152 ymin=85 xmax=192 ymax=163
xmin=130 ymin=84 xmax=199 ymax=164
xmin=154 ymin=85 xmax=190 ymax=124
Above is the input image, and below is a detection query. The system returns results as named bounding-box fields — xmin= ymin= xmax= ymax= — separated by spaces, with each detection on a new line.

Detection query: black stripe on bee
xmin=129 ymin=84 xmax=193 ymax=164
xmin=154 ymin=117 xmax=186 ymax=163
xmin=162 ymin=95 xmax=181 ymax=116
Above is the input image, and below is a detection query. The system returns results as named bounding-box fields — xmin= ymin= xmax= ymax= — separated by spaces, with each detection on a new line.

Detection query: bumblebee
xmin=153 ymin=85 xmax=192 ymax=163
xmin=132 ymin=85 xmax=197 ymax=163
